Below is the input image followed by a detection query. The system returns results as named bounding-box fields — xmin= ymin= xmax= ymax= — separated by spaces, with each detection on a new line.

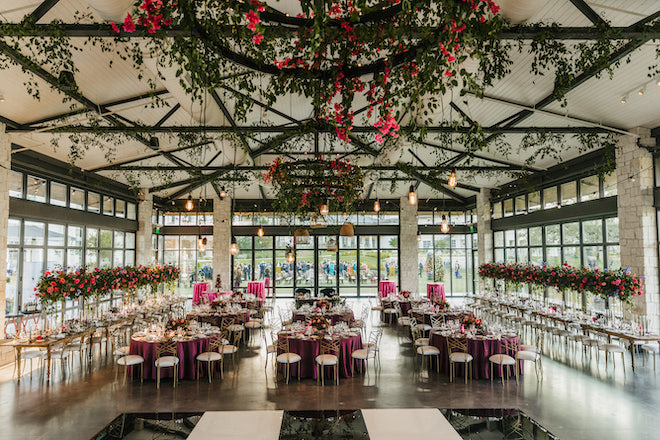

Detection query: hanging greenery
xmin=264 ymin=156 xmax=364 ymax=215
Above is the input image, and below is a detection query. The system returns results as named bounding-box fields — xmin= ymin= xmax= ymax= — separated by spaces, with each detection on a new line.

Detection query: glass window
xmin=451 ymin=212 xmax=466 ymax=225
xmin=583 ymin=246 xmax=603 ymax=269
xmin=504 ymin=230 xmax=515 ymax=247
xmin=418 ymin=213 xmax=433 ymax=226
xmin=563 ymin=246 xmax=580 ymax=266
xmin=379 ymin=214 xmax=398 ymax=225
xmin=603 ymin=173 xmax=617 ymax=197
xmin=380 ymin=236 xmax=398 ymax=249
xmin=545 ymin=224 xmax=560 ymax=245
xmin=86 ymin=228 xmax=98 ymax=248
xmin=70 ymin=187 xmax=84 ymax=210
xmin=68 ymin=249 xmax=82 ymax=269
xmin=580 ymin=176 xmax=599 ymax=202
xmin=125 ymin=250 xmax=135 ymax=266
xmin=88 ymin=192 xmax=101 ymax=213
xmin=114 ymin=231 xmax=125 ymax=249
xmin=546 ymin=247 xmax=561 ymax=265
xmin=85 ymin=249 xmax=98 ymax=268
xmin=9 ymin=170 xmax=23 ymax=198
xmin=528 ymin=191 xmax=541 ymax=213
xmin=606 ymin=217 xmax=619 ymax=243
xmin=115 ymin=199 xmax=126 ymax=218
xmin=100 ymin=229 xmax=113 ymax=248
xmin=494 ymin=231 xmax=504 ymax=247
xmin=68 ymin=226 xmax=83 ymax=247
xmin=48 ymin=224 xmax=66 ymax=247
xmin=515 ymin=195 xmax=526 ymax=215
xmin=561 ymin=181 xmax=577 ymax=206
xmin=126 ymin=232 xmax=136 ymax=249
xmin=529 ymin=226 xmax=542 ymax=246
xmin=26 ymin=175 xmax=47 ymax=203
xmin=529 ymin=247 xmax=543 ymax=265
xmin=50 ymin=182 xmax=67 ymax=207
xmin=517 ymin=247 xmax=529 ymax=263
xmin=254 ymin=236 xmax=273 ymax=249
xmin=543 ymin=187 xmax=557 ymax=209
xmin=607 ymin=245 xmax=620 ymax=269
xmin=113 ymin=250 xmax=124 ymax=267
xmin=99 ymin=250 xmax=112 ymax=267
xmin=516 ymin=228 xmax=528 ymax=246
xmin=181 ymin=213 xmax=196 ymax=226
xmin=127 ymin=202 xmax=137 ymax=220
xmin=494 ymin=248 xmax=504 ymax=263
xmin=47 ymin=248 xmax=64 ymax=270
xmin=562 ymin=222 xmax=580 ymax=245
xmin=233 ymin=213 xmax=253 ymax=225
xmin=276 ymin=236 xmax=293 ymax=249
xmin=8 ymin=219 xmax=21 ymax=245
xmin=6 ymin=248 xmax=19 ymax=314
xmin=503 ymin=199 xmax=514 ymax=217
xmin=24 ymin=221 xmax=45 ymax=246
xmin=164 ymin=214 xmax=180 ymax=226
xmin=103 ymin=196 xmax=114 ymax=216
xmin=582 ymin=219 xmax=603 ymax=244
xmin=22 ymin=248 xmax=44 ymax=306
xmin=199 ymin=213 xmax=213 ymax=225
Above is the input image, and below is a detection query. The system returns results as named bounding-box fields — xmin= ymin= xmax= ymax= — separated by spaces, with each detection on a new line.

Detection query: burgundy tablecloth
xmin=292 ymin=312 xmax=355 ymax=326
xmin=429 ymin=332 xmax=522 ymax=380
xmin=187 ymin=311 xmax=251 ymax=327
xmin=427 ymin=283 xmax=446 ymax=302
xmin=192 ymin=283 xmax=210 ymax=305
xmin=130 ymin=337 xmax=217 ymax=380
xmin=277 ymin=334 xmax=363 ymax=379
xmin=247 ymin=281 xmax=265 ymax=300
xmin=379 ymin=281 xmax=397 ymax=297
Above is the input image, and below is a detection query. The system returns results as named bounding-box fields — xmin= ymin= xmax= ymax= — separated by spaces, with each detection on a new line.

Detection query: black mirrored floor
xmin=441 ymin=408 xmax=559 ymax=440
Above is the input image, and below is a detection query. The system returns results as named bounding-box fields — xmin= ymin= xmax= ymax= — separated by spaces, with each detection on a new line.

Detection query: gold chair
xmin=447 ymin=337 xmax=473 ymax=383
xmin=155 ymin=339 xmax=180 ymax=388
xmin=315 ymin=337 xmax=341 ymax=386
xmin=275 ymin=335 xmax=301 ymax=384
xmin=489 ymin=339 xmax=517 ymax=384
xmin=196 ymin=335 xmax=224 ymax=382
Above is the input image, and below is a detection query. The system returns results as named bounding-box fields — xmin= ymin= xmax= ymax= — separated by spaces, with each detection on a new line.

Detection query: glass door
xmin=317 ymin=236 xmax=338 ymax=295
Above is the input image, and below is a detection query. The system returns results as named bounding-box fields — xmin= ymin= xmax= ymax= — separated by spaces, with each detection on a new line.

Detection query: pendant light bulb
xmin=408 ymin=184 xmax=417 ymax=205
xmin=320 ymin=202 xmax=329 ymax=216
xmin=257 ymin=226 xmax=264 ymax=237
xmin=448 ymin=169 xmax=457 ymax=188
xmin=230 ymin=237 xmax=239 ymax=256
xmin=198 ymin=235 xmax=205 ymax=252
xmin=220 ymin=187 xmax=227 ymax=199
xmin=286 ymin=246 xmax=295 ymax=263
xmin=417 ymin=232 xmax=422 ymax=242
xmin=185 ymin=195 xmax=194 ymax=211
xmin=373 ymin=199 xmax=381 ymax=212
xmin=440 ymin=215 xmax=450 ymax=234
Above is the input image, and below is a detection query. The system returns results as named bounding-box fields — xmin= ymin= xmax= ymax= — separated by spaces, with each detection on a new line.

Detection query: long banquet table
xmin=429 ymin=331 xmax=522 ymax=380
xmin=292 ymin=311 xmax=355 ymax=326
xmin=277 ymin=332 xmax=363 ymax=379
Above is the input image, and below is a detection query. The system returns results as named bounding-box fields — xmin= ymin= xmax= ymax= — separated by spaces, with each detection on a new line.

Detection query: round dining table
xmin=277 ymin=332 xmax=363 ymax=379
xmin=129 ymin=334 xmax=220 ymax=380
xmin=428 ymin=332 xmax=522 ymax=380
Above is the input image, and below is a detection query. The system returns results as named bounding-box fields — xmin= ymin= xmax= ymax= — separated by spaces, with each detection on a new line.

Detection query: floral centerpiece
xmin=399 ymin=290 xmax=411 ymax=299
xmin=165 ymin=318 xmax=190 ymax=332
xmin=264 ymin=157 xmax=364 ymax=215
xmin=309 ymin=316 xmax=331 ymax=331
xmin=232 ymin=290 xmax=244 ymax=300
xmin=461 ymin=314 xmax=484 ymax=330
xmin=316 ymin=299 xmax=331 ymax=310
xmin=435 ymin=298 xmax=450 ymax=311
xmin=215 ymin=274 xmax=222 ymax=290
xmin=212 ymin=299 xmax=227 ymax=311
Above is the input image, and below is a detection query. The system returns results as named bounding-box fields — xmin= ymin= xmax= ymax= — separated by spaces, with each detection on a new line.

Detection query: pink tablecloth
xmin=130 ymin=337 xmax=216 ymax=380
xmin=379 ymin=281 xmax=397 ymax=297
xmin=429 ymin=332 xmax=522 ymax=380
xmin=427 ymin=283 xmax=446 ymax=302
xmin=192 ymin=282 xmax=210 ymax=305
xmin=247 ymin=281 xmax=265 ymax=300
xmin=278 ymin=334 xmax=363 ymax=379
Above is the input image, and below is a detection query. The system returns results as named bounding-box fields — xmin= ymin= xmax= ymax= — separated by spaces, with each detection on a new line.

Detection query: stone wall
xmin=399 ymin=196 xmax=418 ymax=293
xmin=476 ymin=188 xmax=493 ymax=292
xmin=616 ymin=128 xmax=660 ymax=331
xmin=135 ymin=189 xmax=153 ymax=266
xmin=213 ymin=197 xmax=232 ymax=291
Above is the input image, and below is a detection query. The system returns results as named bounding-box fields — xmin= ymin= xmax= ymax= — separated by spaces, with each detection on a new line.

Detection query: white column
xmin=213 ymin=196 xmax=232 ymax=291
xmin=616 ymin=128 xmax=659 ymax=331
xmin=135 ymin=189 xmax=153 ymax=266
xmin=399 ymin=196 xmax=418 ymax=293
xmin=0 ymin=124 xmax=9 ymax=338
xmin=476 ymin=188 xmax=493 ymax=266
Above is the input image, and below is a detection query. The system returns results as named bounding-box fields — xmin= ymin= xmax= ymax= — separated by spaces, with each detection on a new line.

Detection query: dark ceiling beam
xmin=30 ymin=0 xmax=60 ymax=21
xmin=568 ymin=0 xmax=608 ymax=26
xmin=154 ymin=103 xmax=181 ymax=128
xmin=449 ymin=102 xmax=474 ymax=126
xmin=210 ymin=90 xmax=254 ymax=161
xmin=114 ymin=164 xmax=520 ymax=172
xmin=161 ymin=169 xmax=229 ymax=203
xmin=219 ymin=85 xmax=302 ymax=125
xmin=0 ymin=114 xmax=22 ymax=130
xmin=5 ymin=23 xmax=660 ymax=40
xmin=414 ymin=138 xmax=542 ymax=173
xmin=396 ymin=163 xmax=467 ymax=204
xmin=10 ymin=124 xmax=614 ymax=134
xmin=23 ymin=89 xmax=170 ymax=127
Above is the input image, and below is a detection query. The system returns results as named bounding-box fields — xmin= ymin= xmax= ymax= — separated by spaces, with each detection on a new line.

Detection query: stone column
xmin=476 ymin=188 xmax=493 ymax=292
xmin=0 ymin=124 xmax=9 ymax=339
xmin=616 ymin=128 xmax=659 ymax=331
xmin=399 ymin=196 xmax=418 ymax=293
xmin=213 ymin=197 xmax=232 ymax=291
xmin=135 ymin=189 xmax=153 ymax=266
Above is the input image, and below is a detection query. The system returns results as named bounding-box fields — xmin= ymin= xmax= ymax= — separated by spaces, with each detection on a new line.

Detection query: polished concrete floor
xmin=1 ymin=302 xmax=659 ymax=440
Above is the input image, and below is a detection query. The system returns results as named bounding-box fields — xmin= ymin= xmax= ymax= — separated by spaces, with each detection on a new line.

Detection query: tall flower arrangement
xmin=35 ymin=265 xmax=180 ymax=305
xmin=478 ymin=262 xmax=643 ymax=305
xmin=264 ymin=157 xmax=364 ymax=215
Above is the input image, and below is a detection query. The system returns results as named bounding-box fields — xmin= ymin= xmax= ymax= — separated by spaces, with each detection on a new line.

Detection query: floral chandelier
xmin=264 ymin=156 xmax=364 ymax=216
xmin=115 ymin=0 xmax=504 ymax=143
